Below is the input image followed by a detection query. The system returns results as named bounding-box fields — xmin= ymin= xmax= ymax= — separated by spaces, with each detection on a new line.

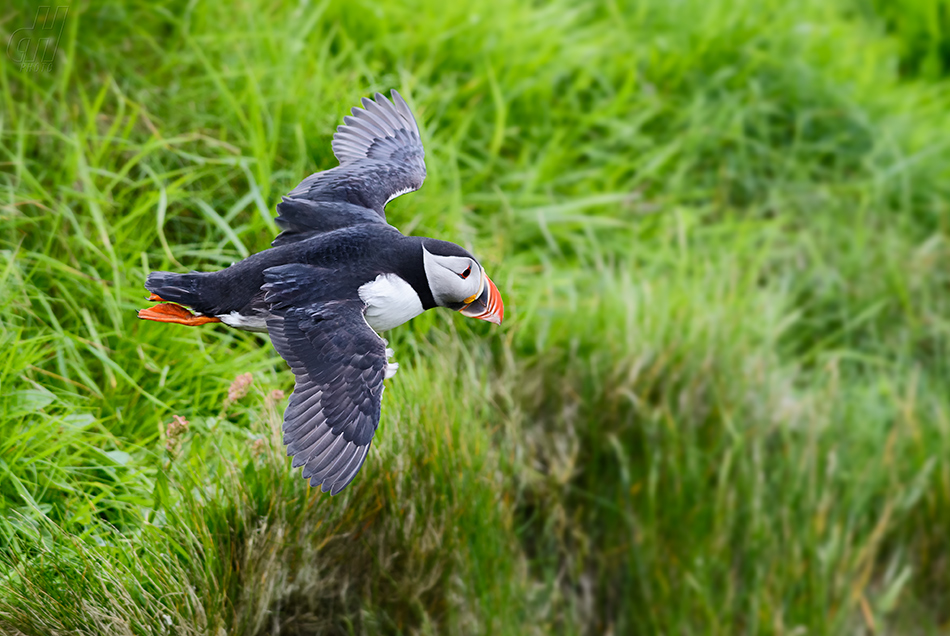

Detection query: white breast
xmin=359 ymin=273 xmax=424 ymax=332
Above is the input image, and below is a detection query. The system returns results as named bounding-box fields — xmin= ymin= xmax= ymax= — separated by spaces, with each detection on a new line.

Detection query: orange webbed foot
xmin=138 ymin=302 xmax=221 ymax=326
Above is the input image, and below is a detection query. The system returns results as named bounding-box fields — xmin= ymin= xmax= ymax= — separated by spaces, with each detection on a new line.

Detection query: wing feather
xmin=264 ymin=264 xmax=389 ymax=495
xmin=272 ymin=90 xmax=426 ymax=245
xmin=331 ymin=445 xmax=371 ymax=495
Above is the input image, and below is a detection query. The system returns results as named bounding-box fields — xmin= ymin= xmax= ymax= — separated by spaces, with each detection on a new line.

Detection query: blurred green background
xmin=2 ymin=0 xmax=950 ymax=633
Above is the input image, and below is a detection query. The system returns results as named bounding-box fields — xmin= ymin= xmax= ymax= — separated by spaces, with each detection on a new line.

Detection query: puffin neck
xmin=395 ymin=238 xmax=437 ymax=310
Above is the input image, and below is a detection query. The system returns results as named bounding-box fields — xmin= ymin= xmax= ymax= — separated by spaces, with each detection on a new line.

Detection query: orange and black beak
xmin=458 ymin=274 xmax=504 ymax=325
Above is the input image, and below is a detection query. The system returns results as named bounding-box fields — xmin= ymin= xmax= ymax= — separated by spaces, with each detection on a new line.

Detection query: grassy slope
xmin=1 ymin=0 xmax=949 ymax=633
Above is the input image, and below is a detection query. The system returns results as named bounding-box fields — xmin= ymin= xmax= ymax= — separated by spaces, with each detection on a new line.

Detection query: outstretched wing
xmin=330 ymin=90 xmax=424 ymax=177
xmin=263 ymin=264 xmax=389 ymax=495
xmin=273 ymin=90 xmax=426 ymax=246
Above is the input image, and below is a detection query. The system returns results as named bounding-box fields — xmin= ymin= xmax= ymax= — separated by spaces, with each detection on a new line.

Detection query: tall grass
xmin=861 ymin=0 xmax=950 ymax=79
xmin=1 ymin=0 xmax=949 ymax=633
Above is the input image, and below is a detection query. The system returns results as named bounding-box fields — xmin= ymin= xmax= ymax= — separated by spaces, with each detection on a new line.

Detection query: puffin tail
xmin=144 ymin=271 xmax=204 ymax=307
xmin=139 ymin=271 xmax=221 ymax=326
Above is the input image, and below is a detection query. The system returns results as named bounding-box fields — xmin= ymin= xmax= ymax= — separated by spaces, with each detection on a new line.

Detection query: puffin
xmin=139 ymin=90 xmax=504 ymax=495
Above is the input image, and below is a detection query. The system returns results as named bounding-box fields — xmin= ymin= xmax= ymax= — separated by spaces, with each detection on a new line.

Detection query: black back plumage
xmin=145 ymin=224 xmax=439 ymax=317
xmin=272 ymin=199 xmax=386 ymax=246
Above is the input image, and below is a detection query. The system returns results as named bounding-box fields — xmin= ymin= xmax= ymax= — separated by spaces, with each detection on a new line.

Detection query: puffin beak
xmin=459 ymin=274 xmax=504 ymax=325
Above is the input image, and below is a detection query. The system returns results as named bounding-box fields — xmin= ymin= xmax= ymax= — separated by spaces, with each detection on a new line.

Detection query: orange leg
xmin=138 ymin=302 xmax=221 ymax=326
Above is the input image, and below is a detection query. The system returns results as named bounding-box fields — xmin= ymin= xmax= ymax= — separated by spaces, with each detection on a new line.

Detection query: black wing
xmin=263 ymin=264 xmax=389 ymax=495
xmin=273 ymin=90 xmax=426 ymax=246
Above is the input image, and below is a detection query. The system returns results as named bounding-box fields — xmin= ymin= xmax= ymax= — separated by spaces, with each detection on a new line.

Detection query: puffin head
xmin=421 ymin=239 xmax=504 ymax=325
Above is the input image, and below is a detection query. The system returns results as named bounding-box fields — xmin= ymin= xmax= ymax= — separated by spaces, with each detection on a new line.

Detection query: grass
xmin=1 ymin=0 xmax=950 ymax=633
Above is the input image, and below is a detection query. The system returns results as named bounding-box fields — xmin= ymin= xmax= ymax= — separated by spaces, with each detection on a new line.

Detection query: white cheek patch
xmin=422 ymin=247 xmax=482 ymax=307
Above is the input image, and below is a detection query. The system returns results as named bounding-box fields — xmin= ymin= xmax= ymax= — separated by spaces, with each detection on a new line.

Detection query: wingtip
xmin=328 ymin=89 xmax=424 ymax=177
xmin=389 ymin=89 xmax=419 ymax=135
xmin=390 ymin=89 xmax=410 ymax=112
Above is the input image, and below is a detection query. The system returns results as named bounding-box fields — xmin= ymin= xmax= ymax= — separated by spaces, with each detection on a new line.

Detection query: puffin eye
xmin=459 ymin=266 xmax=472 ymax=279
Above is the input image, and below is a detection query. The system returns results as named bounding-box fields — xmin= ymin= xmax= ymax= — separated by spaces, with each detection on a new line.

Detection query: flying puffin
xmin=139 ymin=90 xmax=504 ymax=495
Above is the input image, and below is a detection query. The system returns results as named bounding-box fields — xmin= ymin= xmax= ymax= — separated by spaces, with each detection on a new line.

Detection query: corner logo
xmin=7 ymin=6 xmax=69 ymax=73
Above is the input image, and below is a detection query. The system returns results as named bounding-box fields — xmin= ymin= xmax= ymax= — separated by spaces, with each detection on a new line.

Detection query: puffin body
xmin=140 ymin=91 xmax=503 ymax=495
